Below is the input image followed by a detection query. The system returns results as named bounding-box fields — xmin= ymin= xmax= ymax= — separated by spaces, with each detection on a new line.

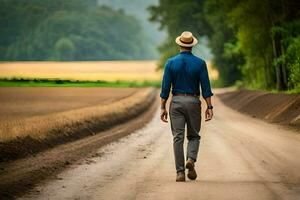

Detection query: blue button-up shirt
xmin=160 ymin=51 xmax=213 ymax=100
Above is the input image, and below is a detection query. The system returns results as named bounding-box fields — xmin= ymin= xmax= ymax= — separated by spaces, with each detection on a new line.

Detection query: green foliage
xmin=97 ymin=0 xmax=165 ymax=57
xmin=0 ymin=0 xmax=154 ymax=61
xmin=54 ymin=38 xmax=75 ymax=61
xmin=150 ymin=0 xmax=300 ymax=91
xmin=148 ymin=0 xmax=210 ymax=65
xmin=149 ymin=0 xmax=243 ymax=86
xmin=204 ymin=0 xmax=243 ymax=86
xmin=155 ymin=38 xmax=178 ymax=70
xmin=284 ymin=36 xmax=300 ymax=90
xmin=226 ymin=0 xmax=277 ymax=89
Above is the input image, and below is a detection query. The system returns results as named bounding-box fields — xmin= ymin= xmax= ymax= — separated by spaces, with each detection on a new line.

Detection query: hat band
xmin=180 ymin=37 xmax=193 ymax=44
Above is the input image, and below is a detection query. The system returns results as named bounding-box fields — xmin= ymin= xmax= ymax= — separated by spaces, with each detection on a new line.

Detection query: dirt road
xmin=18 ymin=93 xmax=300 ymax=200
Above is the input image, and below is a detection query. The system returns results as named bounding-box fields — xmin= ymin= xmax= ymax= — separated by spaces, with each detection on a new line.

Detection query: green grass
xmin=0 ymin=78 xmax=161 ymax=88
xmin=211 ymin=79 xmax=226 ymax=88
xmin=285 ymin=87 xmax=300 ymax=94
xmin=233 ymin=80 xmax=300 ymax=94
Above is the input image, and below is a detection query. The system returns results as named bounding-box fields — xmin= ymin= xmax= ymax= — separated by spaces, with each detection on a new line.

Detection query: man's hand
xmin=160 ymin=108 xmax=168 ymax=123
xmin=205 ymin=108 xmax=213 ymax=121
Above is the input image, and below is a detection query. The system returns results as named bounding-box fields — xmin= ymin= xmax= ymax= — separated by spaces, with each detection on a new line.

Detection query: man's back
xmin=160 ymin=51 xmax=213 ymax=100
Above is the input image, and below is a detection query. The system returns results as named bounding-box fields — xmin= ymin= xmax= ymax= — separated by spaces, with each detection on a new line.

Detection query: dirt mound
xmin=218 ymin=89 xmax=300 ymax=129
xmin=0 ymin=88 xmax=157 ymax=162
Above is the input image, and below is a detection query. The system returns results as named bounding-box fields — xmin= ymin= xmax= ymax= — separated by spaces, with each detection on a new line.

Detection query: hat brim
xmin=175 ymin=36 xmax=198 ymax=47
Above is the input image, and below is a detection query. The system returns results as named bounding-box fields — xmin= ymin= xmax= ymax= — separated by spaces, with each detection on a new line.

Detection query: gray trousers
xmin=169 ymin=96 xmax=201 ymax=172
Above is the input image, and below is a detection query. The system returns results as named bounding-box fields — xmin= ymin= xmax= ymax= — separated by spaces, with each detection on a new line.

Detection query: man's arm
xmin=204 ymin=97 xmax=213 ymax=121
xmin=200 ymin=61 xmax=214 ymax=121
xmin=160 ymin=60 xmax=171 ymax=123
xmin=160 ymin=98 xmax=168 ymax=122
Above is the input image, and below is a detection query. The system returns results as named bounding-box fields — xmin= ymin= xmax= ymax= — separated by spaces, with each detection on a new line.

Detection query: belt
xmin=173 ymin=93 xmax=199 ymax=97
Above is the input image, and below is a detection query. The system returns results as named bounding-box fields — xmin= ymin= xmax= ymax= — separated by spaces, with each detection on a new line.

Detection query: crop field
xmin=0 ymin=87 xmax=140 ymax=122
xmin=0 ymin=61 xmax=161 ymax=82
xmin=0 ymin=60 xmax=218 ymax=85
xmin=0 ymin=87 xmax=155 ymax=142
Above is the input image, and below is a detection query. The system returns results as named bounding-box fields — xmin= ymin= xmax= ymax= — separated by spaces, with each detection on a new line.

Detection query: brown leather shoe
xmin=186 ymin=158 xmax=197 ymax=180
xmin=176 ymin=171 xmax=185 ymax=182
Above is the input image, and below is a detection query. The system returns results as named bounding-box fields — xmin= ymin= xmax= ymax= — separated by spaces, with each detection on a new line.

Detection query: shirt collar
xmin=180 ymin=51 xmax=192 ymax=55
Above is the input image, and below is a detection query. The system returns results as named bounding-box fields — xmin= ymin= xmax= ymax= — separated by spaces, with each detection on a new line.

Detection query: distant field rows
xmin=0 ymin=87 xmax=156 ymax=142
xmin=0 ymin=87 xmax=140 ymax=121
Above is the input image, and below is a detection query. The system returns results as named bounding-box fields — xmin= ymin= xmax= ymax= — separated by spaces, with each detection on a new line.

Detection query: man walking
xmin=160 ymin=31 xmax=214 ymax=182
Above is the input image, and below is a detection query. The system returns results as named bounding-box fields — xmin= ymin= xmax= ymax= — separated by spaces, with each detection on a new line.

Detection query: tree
xmin=150 ymin=0 xmax=300 ymax=91
xmin=149 ymin=0 xmax=242 ymax=86
xmin=0 ymin=0 xmax=155 ymax=61
xmin=204 ymin=0 xmax=243 ymax=86
xmin=54 ymin=38 xmax=75 ymax=61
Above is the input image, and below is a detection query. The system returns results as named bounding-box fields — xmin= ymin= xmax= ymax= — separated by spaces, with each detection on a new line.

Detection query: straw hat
xmin=175 ymin=31 xmax=198 ymax=47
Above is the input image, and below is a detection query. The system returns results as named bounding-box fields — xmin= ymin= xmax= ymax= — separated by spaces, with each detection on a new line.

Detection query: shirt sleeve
xmin=199 ymin=61 xmax=214 ymax=99
xmin=160 ymin=59 xmax=172 ymax=100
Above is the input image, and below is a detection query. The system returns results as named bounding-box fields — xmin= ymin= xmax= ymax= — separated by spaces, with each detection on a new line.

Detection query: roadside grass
xmin=238 ymin=84 xmax=300 ymax=94
xmin=227 ymin=80 xmax=300 ymax=94
xmin=0 ymin=78 xmax=161 ymax=88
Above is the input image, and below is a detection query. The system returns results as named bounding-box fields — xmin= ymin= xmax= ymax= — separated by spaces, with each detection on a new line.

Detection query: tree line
xmin=0 ymin=0 xmax=155 ymax=61
xmin=149 ymin=0 xmax=300 ymax=91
